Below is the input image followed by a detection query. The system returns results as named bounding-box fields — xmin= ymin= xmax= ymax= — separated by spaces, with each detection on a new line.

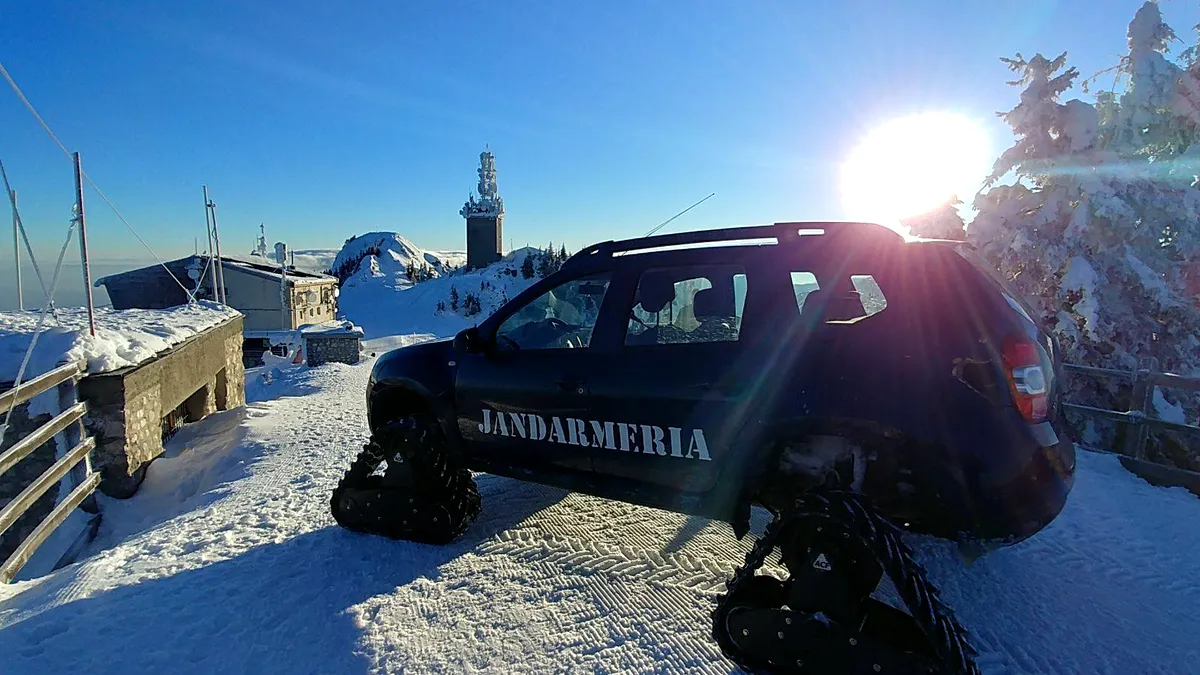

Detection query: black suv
xmin=331 ymin=221 xmax=1076 ymax=675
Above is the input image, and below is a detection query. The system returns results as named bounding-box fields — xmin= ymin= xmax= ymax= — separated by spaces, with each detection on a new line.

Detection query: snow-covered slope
xmin=331 ymin=232 xmax=464 ymax=288
xmin=0 ymin=353 xmax=1197 ymax=674
xmin=336 ymin=235 xmax=541 ymax=339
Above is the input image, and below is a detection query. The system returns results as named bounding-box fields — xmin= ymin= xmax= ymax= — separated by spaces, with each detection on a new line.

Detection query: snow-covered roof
xmin=0 ymin=301 xmax=242 ymax=382
xmin=220 ymin=255 xmax=336 ymax=286
xmin=299 ymin=319 xmax=364 ymax=337
xmin=92 ymin=255 xmax=336 ymax=290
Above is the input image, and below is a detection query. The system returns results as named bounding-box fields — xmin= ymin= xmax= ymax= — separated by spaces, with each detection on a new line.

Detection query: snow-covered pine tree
xmin=536 ymin=243 xmax=552 ymax=277
xmin=521 ymin=254 xmax=535 ymax=279
xmin=970 ymin=7 xmax=1200 ymax=454
xmin=449 ymin=286 xmax=459 ymax=312
xmin=901 ymin=196 xmax=967 ymax=240
xmin=463 ymin=292 xmax=482 ymax=317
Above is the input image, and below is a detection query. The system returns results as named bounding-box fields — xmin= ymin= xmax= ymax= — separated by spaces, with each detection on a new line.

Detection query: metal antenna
xmin=643 ymin=192 xmax=716 ymax=237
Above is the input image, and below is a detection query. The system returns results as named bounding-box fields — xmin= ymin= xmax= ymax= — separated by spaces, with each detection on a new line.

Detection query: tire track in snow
xmin=479 ymin=529 xmax=736 ymax=594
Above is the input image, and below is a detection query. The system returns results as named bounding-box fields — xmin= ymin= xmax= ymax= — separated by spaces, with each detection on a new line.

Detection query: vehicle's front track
xmin=330 ymin=416 xmax=481 ymax=545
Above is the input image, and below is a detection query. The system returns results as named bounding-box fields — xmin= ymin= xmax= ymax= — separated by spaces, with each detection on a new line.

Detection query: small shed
xmin=301 ymin=321 xmax=365 ymax=367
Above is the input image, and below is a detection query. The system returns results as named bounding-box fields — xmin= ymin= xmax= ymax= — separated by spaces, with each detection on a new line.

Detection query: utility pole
xmin=73 ymin=152 xmax=96 ymax=336
xmin=11 ymin=188 xmax=21 ymax=311
xmin=203 ymin=185 xmax=227 ymax=305
xmin=203 ymin=187 xmax=215 ymax=298
xmin=275 ymin=242 xmax=289 ymax=330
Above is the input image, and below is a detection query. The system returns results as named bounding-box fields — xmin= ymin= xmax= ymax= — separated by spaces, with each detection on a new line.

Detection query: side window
xmin=850 ymin=275 xmax=887 ymax=316
xmin=626 ymin=265 xmax=747 ymax=346
xmin=791 ymin=271 xmax=820 ymax=311
xmin=495 ymin=273 xmax=611 ymax=350
xmin=792 ymin=271 xmax=888 ymax=323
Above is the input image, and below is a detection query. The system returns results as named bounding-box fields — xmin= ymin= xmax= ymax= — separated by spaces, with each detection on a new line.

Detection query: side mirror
xmin=453 ymin=326 xmax=486 ymax=354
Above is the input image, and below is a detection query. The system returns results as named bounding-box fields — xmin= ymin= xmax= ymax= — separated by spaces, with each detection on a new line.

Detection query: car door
xmin=454 ymin=271 xmax=615 ymax=476
xmin=586 ymin=259 xmax=769 ymax=495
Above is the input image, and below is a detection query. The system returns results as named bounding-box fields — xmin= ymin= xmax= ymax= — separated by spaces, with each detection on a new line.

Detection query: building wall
xmin=305 ymin=334 xmax=361 ymax=367
xmin=287 ymin=282 xmax=338 ymax=329
xmin=467 ymin=215 xmax=503 ymax=269
xmin=223 ymin=267 xmax=290 ymax=332
xmin=79 ymin=316 xmax=245 ymax=498
xmin=222 ymin=266 xmax=338 ymax=331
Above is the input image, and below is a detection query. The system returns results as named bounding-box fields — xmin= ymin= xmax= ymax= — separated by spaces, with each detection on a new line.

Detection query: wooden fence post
xmin=1124 ymin=357 xmax=1159 ymax=460
xmin=56 ymin=366 xmax=97 ymax=514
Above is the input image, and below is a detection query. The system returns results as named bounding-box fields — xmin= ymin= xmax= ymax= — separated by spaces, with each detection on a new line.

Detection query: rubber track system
xmin=330 ymin=416 xmax=481 ymax=545
xmin=712 ymin=491 xmax=981 ymax=675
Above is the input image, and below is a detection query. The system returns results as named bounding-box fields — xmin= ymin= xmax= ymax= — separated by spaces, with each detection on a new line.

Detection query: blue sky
xmin=1 ymin=0 xmax=1198 ymax=280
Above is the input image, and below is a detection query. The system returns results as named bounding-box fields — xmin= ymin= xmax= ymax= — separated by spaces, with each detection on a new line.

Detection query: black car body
xmin=365 ymin=222 xmax=1076 ymax=547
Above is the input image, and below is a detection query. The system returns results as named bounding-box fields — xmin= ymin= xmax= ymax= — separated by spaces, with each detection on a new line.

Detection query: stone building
xmin=302 ymin=321 xmax=365 ymax=367
xmin=79 ymin=314 xmax=246 ymax=497
xmin=460 ymin=149 xmax=505 ymax=270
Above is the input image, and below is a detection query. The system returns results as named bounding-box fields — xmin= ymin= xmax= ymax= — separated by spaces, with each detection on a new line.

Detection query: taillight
xmin=1002 ymin=334 xmax=1049 ymax=423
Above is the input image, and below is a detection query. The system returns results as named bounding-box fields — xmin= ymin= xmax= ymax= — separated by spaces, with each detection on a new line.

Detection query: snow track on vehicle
xmin=1 ymin=349 xmax=1199 ymax=674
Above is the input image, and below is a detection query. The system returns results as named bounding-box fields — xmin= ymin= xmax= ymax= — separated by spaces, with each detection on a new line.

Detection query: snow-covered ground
xmin=1 ymin=349 xmax=1197 ymax=674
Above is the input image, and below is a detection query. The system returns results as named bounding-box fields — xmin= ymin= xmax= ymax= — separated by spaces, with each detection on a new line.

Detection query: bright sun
xmin=840 ymin=111 xmax=991 ymax=225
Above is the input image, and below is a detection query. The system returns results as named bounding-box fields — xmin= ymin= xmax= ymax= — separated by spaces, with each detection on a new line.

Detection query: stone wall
xmin=79 ymin=315 xmax=245 ymax=498
xmin=305 ymin=334 xmax=362 ymax=367
xmin=0 ymin=400 xmax=58 ymax=564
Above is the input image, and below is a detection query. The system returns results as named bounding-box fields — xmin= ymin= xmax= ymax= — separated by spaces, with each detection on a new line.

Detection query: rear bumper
xmin=972 ymin=421 xmax=1076 ymax=544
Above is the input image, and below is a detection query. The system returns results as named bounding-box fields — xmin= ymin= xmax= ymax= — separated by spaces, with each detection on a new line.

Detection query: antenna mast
xmin=203 ymin=185 xmax=227 ymax=305
xmin=643 ymin=192 xmax=716 ymax=237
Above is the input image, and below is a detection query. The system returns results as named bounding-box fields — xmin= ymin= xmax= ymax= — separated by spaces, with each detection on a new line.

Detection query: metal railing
xmin=1062 ymin=357 xmax=1200 ymax=459
xmin=0 ymin=360 xmax=101 ymax=583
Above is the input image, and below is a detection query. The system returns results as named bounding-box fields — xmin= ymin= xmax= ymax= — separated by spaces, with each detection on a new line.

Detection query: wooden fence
xmin=0 ymin=361 xmax=101 ymax=583
xmin=1062 ymin=358 xmax=1200 ymax=496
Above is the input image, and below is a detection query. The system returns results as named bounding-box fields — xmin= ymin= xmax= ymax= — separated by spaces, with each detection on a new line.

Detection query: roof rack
xmin=563 ymin=221 xmax=903 ymax=267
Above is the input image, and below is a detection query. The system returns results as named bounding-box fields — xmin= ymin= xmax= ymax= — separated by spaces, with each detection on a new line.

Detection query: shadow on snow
xmin=0 ymin=480 xmax=568 ymax=675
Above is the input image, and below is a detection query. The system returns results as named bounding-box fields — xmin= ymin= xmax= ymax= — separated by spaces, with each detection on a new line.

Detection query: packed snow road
xmin=1 ymin=350 xmax=1198 ymax=674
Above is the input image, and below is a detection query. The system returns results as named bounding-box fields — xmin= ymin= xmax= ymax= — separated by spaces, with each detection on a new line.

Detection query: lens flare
xmin=840 ymin=112 xmax=992 ymax=224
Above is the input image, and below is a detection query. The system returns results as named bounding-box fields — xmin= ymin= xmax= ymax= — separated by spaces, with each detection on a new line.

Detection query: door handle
xmin=556 ymin=378 xmax=589 ymax=395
